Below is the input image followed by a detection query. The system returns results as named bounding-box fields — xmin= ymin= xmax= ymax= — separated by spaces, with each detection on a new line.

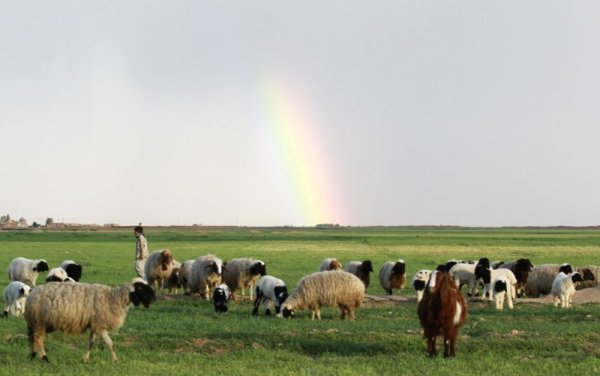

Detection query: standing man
xmin=134 ymin=225 xmax=149 ymax=279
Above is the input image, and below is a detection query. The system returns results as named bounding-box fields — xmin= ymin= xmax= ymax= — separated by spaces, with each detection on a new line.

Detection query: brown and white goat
xmin=417 ymin=270 xmax=467 ymax=357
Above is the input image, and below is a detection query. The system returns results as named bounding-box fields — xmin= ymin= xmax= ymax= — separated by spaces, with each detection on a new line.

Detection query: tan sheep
xmin=319 ymin=258 xmax=343 ymax=271
xmin=188 ymin=255 xmax=224 ymax=300
xmin=222 ymin=258 xmax=266 ymax=301
xmin=144 ymin=249 xmax=175 ymax=292
xmin=24 ymin=281 xmax=155 ymax=363
xmin=280 ymin=270 xmax=365 ymax=320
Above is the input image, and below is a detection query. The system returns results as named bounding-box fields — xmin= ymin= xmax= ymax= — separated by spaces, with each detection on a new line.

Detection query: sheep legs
xmin=82 ymin=330 xmax=118 ymax=363
xmin=339 ymin=304 xmax=355 ymax=321
xmin=28 ymin=327 xmax=48 ymax=362
xmin=426 ymin=336 xmax=437 ymax=357
xmin=101 ymin=330 xmax=118 ymax=363
xmin=443 ymin=329 xmax=457 ymax=357
xmin=83 ymin=332 xmax=95 ymax=363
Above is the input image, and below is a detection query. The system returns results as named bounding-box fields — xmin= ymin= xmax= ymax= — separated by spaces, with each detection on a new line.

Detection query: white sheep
xmin=222 ymin=258 xmax=266 ymax=301
xmin=448 ymin=263 xmax=479 ymax=296
xmin=492 ymin=275 xmax=514 ymax=310
xmin=24 ymin=280 xmax=156 ymax=363
xmin=319 ymin=258 xmax=343 ymax=271
xmin=552 ymin=272 xmax=584 ymax=308
xmin=45 ymin=267 xmax=69 ymax=283
xmin=7 ymin=257 xmax=49 ymax=286
xmin=524 ymin=263 xmax=573 ymax=298
xmin=144 ymin=249 xmax=175 ymax=292
xmin=178 ymin=260 xmax=194 ymax=294
xmin=379 ymin=260 xmax=407 ymax=295
xmin=411 ymin=269 xmax=432 ymax=302
xmin=280 ymin=270 xmax=365 ymax=320
xmin=345 ymin=260 xmax=374 ymax=290
xmin=3 ymin=281 xmax=32 ymax=317
xmin=252 ymin=275 xmax=289 ymax=316
xmin=58 ymin=260 xmax=83 ymax=282
xmin=188 ymin=255 xmax=224 ymax=300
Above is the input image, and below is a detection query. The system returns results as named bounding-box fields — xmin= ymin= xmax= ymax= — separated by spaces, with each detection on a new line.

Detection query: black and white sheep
xmin=552 ymin=272 xmax=584 ymax=308
xmin=45 ymin=267 xmax=70 ymax=283
xmin=3 ymin=281 xmax=32 ymax=317
xmin=222 ymin=258 xmax=266 ymax=301
xmin=188 ymin=255 xmax=224 ymax=300
xmin=345 ymin=260 xmax=374 ymax=290
xmin=524 ymin=263 xmax=573 ymax=298
xmin=280 ymin=270 xmax=365 ymax=320
xmin=411 ymin=269 xmax=432 ymax=302
xmin=144 ymin=249 xmax=175 ymax=292
xmin=7 ymin=257 xmax=49 ymax=286
xmin=379 ymin=260 xmax=407 ymax=295
xmin=319 ymin=258 xmax=343 ymax=271
xmin=252 ymin=275 xmax=289 ymax=316
xmin=212 ymin=283 xmax=231 ymax=313
xmin=492 ymin=275 xmax=514 ymax=310
xmin=59 ymin=260 xmax=83 ymax=282
xmin=24 ymin=280 xmax=156 ymax=363
xmin=475 ymin=266 xmax=517 ymax=301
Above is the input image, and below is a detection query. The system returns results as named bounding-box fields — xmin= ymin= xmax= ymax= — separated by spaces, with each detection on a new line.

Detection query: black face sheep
xmin=24 ymin=280 xmax=156 ymax=363
xmin=525 ymin=263 xmax=573 ymax=298
xmin=319 ymin=258 xmax=343 ymax=271
xmin=494 ymin=258 xmax=534 ymax=297
xmin=144 ymin=249 xmax=175 ymax=293
xmin=3 ymin=281 xmax=32 ymax=318
xmin=345 ymin=260 xmax=374 ymax=290
xmin=252 ymin=275 xmax=289 ymax=316
xmin=7 ymin=257 xmax=49 ymax=286
xmin=411 ymin=269 xmax=432 ymax=302
xmin=188 ymin=254 xmax=224 ymax=300
xmin=417 ymin=270 xmax=467 ymax=358
xmin=379 ymin=260 xmax=407 ymax=295
xmin=280 ymin=270 xmax=365 ymax=321
xmin=492 ymin=275 xmax=514 ymax=310
xmin=475 ymin=266 xmax=517 ymax=301
xmin=575 ymin=266 xmax=599 ymax=290
xmin=552 ymin=272 xmax=584 ymax=308
xmin=213 ymin=283 xmax=231 ymax=313
xmin=59 ymin=260 xmax=83 ymax=282
xmin=222 ymin=258 xmax=266 ymax=301
xmin=45 ymin=267 xmax=70 ymax=283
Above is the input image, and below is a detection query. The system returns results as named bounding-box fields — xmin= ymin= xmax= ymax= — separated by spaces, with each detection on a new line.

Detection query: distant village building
xmin=18 ymin=217 xmax=28 ymax=228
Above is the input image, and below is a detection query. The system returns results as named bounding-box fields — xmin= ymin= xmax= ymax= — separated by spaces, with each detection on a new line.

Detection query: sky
xmin=1 ymin=1 xmax=600 ymax=227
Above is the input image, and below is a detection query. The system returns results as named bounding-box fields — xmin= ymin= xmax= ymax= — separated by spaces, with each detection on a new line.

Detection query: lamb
xmin=3 ymin=281 xmax=32 ymax=317
xmin=212 ymin=283 xmax=231 ymax=313
xmin=45 ymin=267 xmax=70 ymax=283
xmin=444 ymin=259 xmax=474 ymax=273
xmin=492 ymin=275 xmax=514 ymax=310
xmin=252 ymin=275 xmax=289 ymax=316
xmin=144 ymin=249 xmax=175 ymax=292
xmin=448 ymin=263 xmax=479 ymax=296
xmin=222 ymin=258 xmax=266 ymax=301
xmin=411 ymin=269 xmax=432 ymax=302
xmin=417 ymin=270 xmax=467 ymax=357
xmin=494 ymin=258 xmax=534 ymax=297
xmin=280 ymin=270 xmax=365 ymax=320
xmin=345 ymin=260 xmax=374 ymax=290
xmin=575 ymin=266 xmax=599 ymax=290
xmin=524 ymin=263 xmax=573 ymax=298
xmin=7 ymin=257 xmax=49 ymax=286
xmin=178 ymin=260 xmax=194 ymax=294
xmin=162 ymin=260 xmax=182 ymax=294
xmin=59 ymin=260 xmax=83 ymax=282
xmin=319 ymin=258 xmax=343 ymax=271
xmin=188 ymin=255 xmax=224 ymax=300
xmin=552 ymin=272 xmax=584 ymax=308
xmin=475 ymin=266 xmax=517 ymax=301
xmin=379 ymin=260 xmax=407 ymax=295
xmin=24 ymin=280 xmax=156 ymax=363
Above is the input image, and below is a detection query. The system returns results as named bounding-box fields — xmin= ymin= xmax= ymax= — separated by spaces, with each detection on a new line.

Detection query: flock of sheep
xmin=3 ymin=251 xmax=600 ymax=361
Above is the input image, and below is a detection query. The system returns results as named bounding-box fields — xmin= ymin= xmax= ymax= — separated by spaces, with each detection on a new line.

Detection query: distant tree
xmin=46 ymin=217 xmax=54 ymax=226
xmin=0 ymin=214 xmax=9 ymax=223
xmin=32 ymin=222 xmax=41 ymax=228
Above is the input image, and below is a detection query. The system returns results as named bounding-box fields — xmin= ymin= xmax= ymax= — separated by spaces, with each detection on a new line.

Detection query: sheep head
xmin=160 ymin=249 xmax=173 ymax=271
xmin=250 ymin=261 xmax=267 ymax=276
xmin=130 ymin=282 xmax=156 ymax=308
xmin=34 ymin=260 xmax=49 ymax=273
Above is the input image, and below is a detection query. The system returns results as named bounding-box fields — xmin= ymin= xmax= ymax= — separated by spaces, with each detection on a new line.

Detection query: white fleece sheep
xmin=178 ymin=260 xmax=194 ymax=294
xmin=524 ymin=263 xmax=573 ymax=298
xmin=411 ymin=269 xmax=432 ymax=302
xmin=45 ymin=268 xmax=70 ymax=283
xmin=492 ymin=275 xmax=514 ymax=310
xmin=252 ymin=275 xmax=289 ymax=316
xmin=319 ymin=258 xmax=343 ymax=271
xmin=476 ymin=267 xmax=517 ymax=301
xmin=280 ymin=270 xmax=365 ymax=320
xmin=7 ymin=257 xmax=50 ymax=286
xmin=144 ymin=249 xmax=175 ymax=292
xmin=59 ymin=260 xmax=83 ymax=282
xmin=3 ymin=281 xmax=32 ymax=317
xmin=379 ymin=260 xmax=407 ymax=295
xmin=448 ymin=263 xmax=479 ymax=296
xmin=188 ymin=255 xmax=224 ymax=300
xmin=552 ymin=272 xmax=583 ymax=308
xmin=24 ymin=280 xmax=156 ymax=363
xmin=222 ymin=258 xmax=266 ymax=301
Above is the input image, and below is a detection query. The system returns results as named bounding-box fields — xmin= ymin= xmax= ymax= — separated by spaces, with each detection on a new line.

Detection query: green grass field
xmin=1 ymin=227 xmax=600 ymax=375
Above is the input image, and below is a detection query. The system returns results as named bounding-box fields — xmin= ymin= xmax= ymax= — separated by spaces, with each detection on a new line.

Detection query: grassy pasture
xmin=1 ymin=227 xmax=600 ymax=375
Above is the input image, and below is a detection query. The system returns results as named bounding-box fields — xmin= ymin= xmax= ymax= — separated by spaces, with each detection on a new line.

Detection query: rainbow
xmin=259 ymin=75 xmax=343 ymax=226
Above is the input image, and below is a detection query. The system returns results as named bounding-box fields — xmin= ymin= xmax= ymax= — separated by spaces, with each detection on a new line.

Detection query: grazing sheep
xmin=319 ymin=258 xmax=343 ymax=271
xmin=575 ymin=266 xmax=599 ymax=290
xmin=280 ymin=270 xmax=365 ymax=320
xmin=492 ymin=275 xmax=514 ymax=310
xmin=475 ymin=266 xmax=517 ymax=301
xmin=444 ymin=259 xmax=474 ymax=273
xmin=178 ymin=260 xmax=194 ymax=294
xmin=59 ymin=260 xmax=83 ymax=282
xmin=494 ymin=258 xmax=534 ymax=297
xmin=222 ymin=258 xmax=267 ymax=301
xmin=252 ymin=275 xmax=289 ymax=316
xmin=25 ymin=280 xmax=155 ymax=363
xmin=7 ymin=257 xmax=49 ymax=286
xmin=188 ymin=255 xmax=224 ymax=300
xmin=552 ymin=272 xmax=584 ymax=308
xmin=345 ymin=260 xmax=374 ymax=290
xmin=411 ymin=269 xmax=432 ymax=302
xmin=3 ymin=281 xmax=32 ymax=317
xmin=379 ymin=260 xmax=407 ymax=295
xmin=212 ymin=283 xmax=231 ymax=313
xmin=524 ymin=263 xmax=573 ymax=298
xmin=144 ymin=249 xmax=175 ymax=292
xmin=417 ymin=270 xmax=467 ymax=357
xmin=448 ymin=263 xmax=479 ymax=296
xmin=45 ymin=268 xmax=70 ymax=283
xmin=162 ymin=260 xmax=182 ymax=294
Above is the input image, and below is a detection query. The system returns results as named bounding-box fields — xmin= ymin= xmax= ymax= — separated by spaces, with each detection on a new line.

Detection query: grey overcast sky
xmin=1 ymin=1 xmax=599 ymax=227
